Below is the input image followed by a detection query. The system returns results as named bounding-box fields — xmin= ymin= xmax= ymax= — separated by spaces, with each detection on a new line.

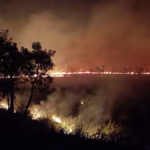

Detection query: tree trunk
xmin=7 ymin=94 xmax=9 ymax=109
xmin=24 ymin=77 xmax=37 ymax=115
xmin=23 ymin=65 xmax=39 ymax=117
xmin=10 ymin=76 xmax=14 ymax=114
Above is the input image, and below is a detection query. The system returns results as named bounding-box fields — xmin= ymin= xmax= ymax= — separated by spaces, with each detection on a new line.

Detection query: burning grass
xmin=0 ymin=90 xmax=150 ymax=149
xmin=26 ymin=104 xmax=124 ymax=140
xmin=0 ymin=99 xmax=122 ymax=141
xmin=0 ymin=99 xmax=8 ymax=110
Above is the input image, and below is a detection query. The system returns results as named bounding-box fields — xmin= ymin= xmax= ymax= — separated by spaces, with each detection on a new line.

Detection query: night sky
xmin=0 ymin=0 xmax=150 ymax=71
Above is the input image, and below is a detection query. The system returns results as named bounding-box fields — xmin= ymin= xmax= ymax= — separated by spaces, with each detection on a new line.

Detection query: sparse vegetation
xmin=1 ymin=29 xmax=150 ymax=150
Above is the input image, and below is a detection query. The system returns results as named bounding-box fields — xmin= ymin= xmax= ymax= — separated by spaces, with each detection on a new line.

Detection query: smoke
xmin=0 ymin=0 xmax=150 ymax=70
xmin=15 ymin=77 xmax=131 ymax=125
xmin=26 ymin=87 xmax=111 ymax=124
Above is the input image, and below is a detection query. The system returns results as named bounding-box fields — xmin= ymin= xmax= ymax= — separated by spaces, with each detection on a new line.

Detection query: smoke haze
xmin=0 ymin=0 xmax=150 ymax=70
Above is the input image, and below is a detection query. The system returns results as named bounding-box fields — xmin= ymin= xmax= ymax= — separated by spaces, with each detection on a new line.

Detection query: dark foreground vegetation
xmin=0 ymin=109 xmax=134 ymax=150
xmin=0 ymin=74 xmax=148 ymax=150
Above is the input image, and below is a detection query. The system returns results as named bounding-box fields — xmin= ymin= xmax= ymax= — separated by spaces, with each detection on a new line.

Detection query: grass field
xmin=1 ymin=74 xmax=150 ymax=149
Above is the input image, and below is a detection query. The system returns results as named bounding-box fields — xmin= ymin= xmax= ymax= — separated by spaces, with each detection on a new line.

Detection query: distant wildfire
xmin=49 ymin=71 xmax=150 ymax=77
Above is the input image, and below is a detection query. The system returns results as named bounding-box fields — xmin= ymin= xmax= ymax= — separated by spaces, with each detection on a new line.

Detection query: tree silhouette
xmin=96 ymin=66 xmax=104 ymax=73
xmin=96 ymin=66 xmax=101 ymax=73
xmin=102 ymin=65 xmax=105 ymax=73
xmin=23 ymin=42 xmax=55 ymax=115
xmin=0 ymin=29 xmax=55 ymax=117
xmin=0 ymin=29 xmax=23 ymax=114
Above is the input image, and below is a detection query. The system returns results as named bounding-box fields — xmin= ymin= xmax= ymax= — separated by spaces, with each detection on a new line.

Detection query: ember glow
xmin=0 ymin=99 xmax=121 ymax=139
xmin=29 ymin=106 xmax=42 ymax=120
xmin=49 ymin=71 xmax=150 ymax=77
xmin=0 ymin=100 xmax=8 ymax=110
xmin=52 ymin=116 xmax=62 ymax=123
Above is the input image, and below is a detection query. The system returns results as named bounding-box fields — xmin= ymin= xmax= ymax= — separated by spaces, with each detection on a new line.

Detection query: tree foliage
xmin=0 ymin=29 xmax=56 ymax=117
xmin=23 ymin=42 xmax=55 ymax=115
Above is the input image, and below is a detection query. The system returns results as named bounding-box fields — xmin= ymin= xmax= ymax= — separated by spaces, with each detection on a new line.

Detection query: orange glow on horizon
xmin=47 ymin=71 xmax=150 ymax=77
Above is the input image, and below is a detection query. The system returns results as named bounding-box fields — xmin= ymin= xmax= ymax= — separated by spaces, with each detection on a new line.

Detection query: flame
xmin=0 ymin=100 xmax=17 ymax=113
xmin=47 ymin=71 xmax=150 ymax=77
xmin=29 ymin=106 xmax=43 ymax=120
xmin=28 ymin=107 xmax=121 ymax=137
xmin=81 ymin=101 xmax=84 ymax=105
xmin=52 ymin=115 xmax=62 ymax=123
xmin=0 ymin=100 xmax=121 ymax=139
xmin=0 ymin=100 xmax=8 ymax=110
xmin=30 ymin=71 xmax=150 ymax=78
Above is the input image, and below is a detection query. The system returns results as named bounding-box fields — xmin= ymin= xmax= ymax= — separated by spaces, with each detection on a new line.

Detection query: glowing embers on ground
xmin=81 ymin=101 xmax=84 ymax=105
xmin=0 ymin=100 xmax=8 ymax=110
xmin=30 ymin=106 xmax=43 ymax=120
xmin=57 ymin=117 xmax=76 ymax=134
xmin=29 ymin=106 xmax=74 ymax=134
xmin=0 ymin=100 xmax=17 ymax=113
xmin=52 ymin=115 xmax=61 ymax=123
xmin=28 ymin=103 xmax=122 ymax=137
xmin=0 ymin=99 xmax=122 ymax=139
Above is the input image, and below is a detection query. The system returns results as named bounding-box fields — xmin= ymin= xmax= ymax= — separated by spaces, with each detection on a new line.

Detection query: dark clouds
xmin=0 ymin=0 xmax=150 ymax=71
